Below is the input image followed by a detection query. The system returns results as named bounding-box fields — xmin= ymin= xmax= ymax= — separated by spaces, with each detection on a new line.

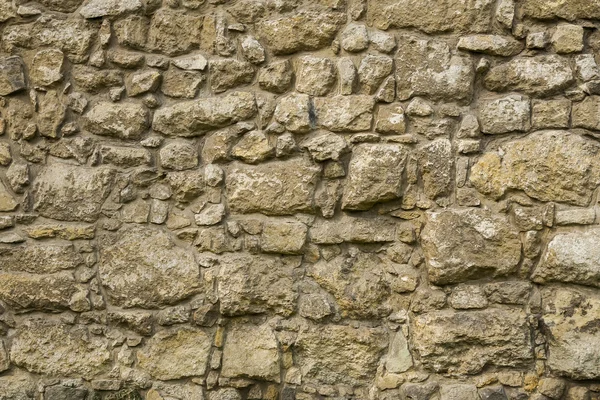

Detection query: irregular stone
xmin=0 ymin=180 xmax=18 ymax=212
xmin=127 ymin=70 xmax=161 ymax=96
xmin=484 ymin=282 xmax=532 ymax=305
xmin=210 ymin=59 xmax=255 ymax=93
xmin=375 ymin=104 xmax=406 ymax=134
xmin=302 ymin=132 xmax=348 ymax=161
xmin=11 ymin=320 xmax=110 ymax=378
xmin=575 ymin=54 xmax=599 ymax=81
xmin=295 ymin=324 xmax=387 ymax=386
xmin=421 ymin=209 xmax=521 ymax=285
xmin=172 ymin=54 xmax=208 ymax=71
xmin=98 ymin=225 xmax=200 ymax=308
xmin=240 ymin=36 xmax=265 ymax=64
xmin=449 ymin=285 xmax=488 ymax=309
xmin=441 ymin=385 xmax=479 ymax=400
xmin=484 ymin=56 xmax=574 ymax=96
xmin=231 ymin=130 xmax=274 ymax=164
xmin=217 ymin=253 xmax=300 ymax=316
xmin=418 ymin=139 xmax=452 ymax=199
xmin=314 ymin=95 xmax=374 ymax=132
xmin=72 ymin=65 xmax=124 ymax=93
xmin=45 ymin=386 xmax=88 ymax=400
xmin=37 ymin=0 xmax=84 ymax=12
xmin=338 ymin=57 xmax=357 ymax=95
xmin=396 ymin=37 xmax=474 ymax=101
xmin=370 ymin=30 xmax=396 ymax=53
xmin=401 ymin=382 xmax=441 ymax=400
xmin=496 ymin=0 xmax=515 ymax=27
xmin=147 ymin=9 xmax=203 ymax=56
xmin=572 ymin=96 xmax=600 ymax=131
xmin=308 ymin=251 xmax=418 ymax=318
xmin=554 ymin=208 xmax=596 ymax=225
xmin=37 ymin=90 xmax=66 ymax=139
xmin=160 ymin=141 xmax=199 ymax=170
xmin=167 ymin=170 xmax=204 ymax=202
xmin=83 ymin=102 xmax=149 ymax=140
xmin=358 ymin=55 xmax=393 ymax=94
xmin=523 ymin=0 xmax=600 ymax=21
xmin=541 ymin=286 xmax=600 ymax=379
xmin=538 ymin=378 xmax=566 ymax=400
xmin=552 ymin=24 xmax=584 ymax=54
xmin=310 ymin=215 xmax=396 ymax=244
xmin=226 ymin=158 xmax=319 ymax=215
xmin=532 ymin=99 xmax=571 ymax=129
xmin=341 ymin=24 xmax=369 ymax=52
xmin=386 ymin=330 xmax=413 ymax=373
xmin=194 ymin=203 xmax=225 ymax=226
xmin=478 ymin=95 xmax=530 ymax=134
xmin=261 ymin=219 xmax=307 ymax=254
xmin=100 ymin=145 xmax=151 ymax=167
xmin=0 ymin=272 xmax=87 ymax=311
xmin=533 ymin=228 xmax=600 ymax=287
xmin=33 ymin=164 xmax=115 ymax=222
xmin=367 ymin=0 xmax=494 ymax=33
xmin=258 ymin=60 xmax=293 ymax=93
xmin=221 ymin=323 xmax=280 ymax=382
xmin=256 ymin=11 xmax=346 ymax=55
xmin=479 ymin=386 xmax=508 ymax=400
xmin=114 ymin=15 xmax=149 ymax=50
xmin=161 ymin=68 xmax=204 ymax=99
xmin=0 ymin=143 xmax=10 ymax=166
xmin=0 ymin=373 xmax=36 ymax=400
xmin=412 ymin=309 xmax=532 ymax=374
xmin=342 ymin=144 xmax=407 ymax=210
xmin=0 ymin=56 xmax=25 ymax=96
xmin=80 ymin=0 xmax=143 ymax=18
xmin=153 ymin=92 xmax=256 ymax=137
xmin=457 ymin=35 xmax=524 ymax=56
xmin=0 ymin=0 xmax=16 ymax=21
xmin=28 ymin=49 xmax=63 ymax=88
xmin=0 ymin=244 xmax=83 ymax=274
xmin=137 ymin=328 xmax=212 ymax=380
xmin=296 ymin=56 xmax=336 ymax=96
xmin=4 ymin=18 xmax=96 ymax=62
xmin=470 ymin=131 xmax=600 ymax=206
xmin=274 ymin=93 xmax=312 ymax=133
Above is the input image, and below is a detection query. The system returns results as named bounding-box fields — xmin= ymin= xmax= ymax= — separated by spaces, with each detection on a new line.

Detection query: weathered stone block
xmin=478 ymin=95 xmax=530 ymax=134
xmin=226 ymin=159 xmax=319 ymax=215
xmin=342 ymin=144 xmax=408 ymax=210
xmin=471 ymin=131 xmax=600 ymax=206
xmin=421 ymin=209 xmax=521 ymax=285
xmin=33 ymin=164 xmax=115 ymax=222
xmin=137 ymin=328 xmax=212 ymax=380
xmin=412 ymin=309 xmax=532 ymax=374
xmin=314 ymin=95 xmax=375 ymax=132
xmin=0 ymin=56 xmax=25 ymax=96
xmin=83 ymin=102 xmax=149 ymax=139
xmin=98 ymin=225 xmax=200 ymax=308
xmin=541 ymin=287 xmax=600 ymax=379
xmin=217 ymin=253 xmax=300 ymax=316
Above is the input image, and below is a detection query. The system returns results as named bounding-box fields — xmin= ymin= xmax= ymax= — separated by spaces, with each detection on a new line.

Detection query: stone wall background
xmin=0 ymin=0 xmax=599 ymax=399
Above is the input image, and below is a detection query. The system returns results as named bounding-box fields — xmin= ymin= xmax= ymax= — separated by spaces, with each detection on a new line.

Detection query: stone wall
xmin=0 ymin=0 xmax=599 ymax=399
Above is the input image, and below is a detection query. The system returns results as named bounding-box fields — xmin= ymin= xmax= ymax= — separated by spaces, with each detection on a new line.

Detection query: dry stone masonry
xmin=0 ymin=0 xmax=599 ymax=399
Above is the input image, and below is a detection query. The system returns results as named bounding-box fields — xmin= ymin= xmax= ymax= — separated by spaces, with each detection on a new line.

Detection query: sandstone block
xmin=226 ymin=158 xmax=319 ymax=215
xmin=457 ymin=35 xmax=523 ymax=56
xmin=421 ymin=209 xmax=521 ymax=285
xmin=98 ymin=225 xmax=200 ymax=308
xmin=478 ymin=95 xmax=531 ymax=134
xmin=83 ymin=102 xmax=149 ymax=139
xmin=314 ymin=95 xmax=375 ymax=132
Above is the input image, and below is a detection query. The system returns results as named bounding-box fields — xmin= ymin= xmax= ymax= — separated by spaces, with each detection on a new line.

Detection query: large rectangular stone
xmin=226 ymin=159 xmax=319 ymax=215
xmin=412 ymin=309 xmax=533 ymax=374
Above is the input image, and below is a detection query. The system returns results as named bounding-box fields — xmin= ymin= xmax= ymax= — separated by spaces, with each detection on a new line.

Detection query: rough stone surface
xmin=98 ymin=225 xmax=200 ymax=308
xmin=471 ymin=131 xmax=600 ymax=206
xmin=0 ymin=0 xmax=598 ymax=396
xmin=421 ymin=209 xmax=521 ymax=285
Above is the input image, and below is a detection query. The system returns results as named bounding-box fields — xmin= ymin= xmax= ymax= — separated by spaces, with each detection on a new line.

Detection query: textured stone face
xmin=523 ymin=0 xmax=600 ymax=20
xmin=412 ymin=309 xmax=532 ymax=374
xmin=217 ymin=253 xmax=299 ymax=316
xmin=341 ymin=144 xmax=407 ymax=210
xmin=541 ymin=287 xmax=600 ymax=379
xmin=153 ymin=92 xmax=256 ymax=136
xmin=11 ymin=320 xmax=111 ymax=378
xmin=295 ymin=324 xmax=388 ymax=386
xmin=471 ymin=131 xmax=600 ymax=206
xmin=221 ymin=323 xmax=280 ymax=382
xmin=33 ymin=164 xmax=115 ymax=222
xmin=421 ymin=209 xmax=521 ymax=285
xmin=534 ymin=229 xmax=600 ymax=287
xmin=137 ymin=328 xmax=212 ymax=380
xmin=83 ymin=102 xmax=149 ymax=139
xmin=98 ymin=226 xmax=200 ymax=308
xmin=226 ymin=159 xmax=319 ymax=215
